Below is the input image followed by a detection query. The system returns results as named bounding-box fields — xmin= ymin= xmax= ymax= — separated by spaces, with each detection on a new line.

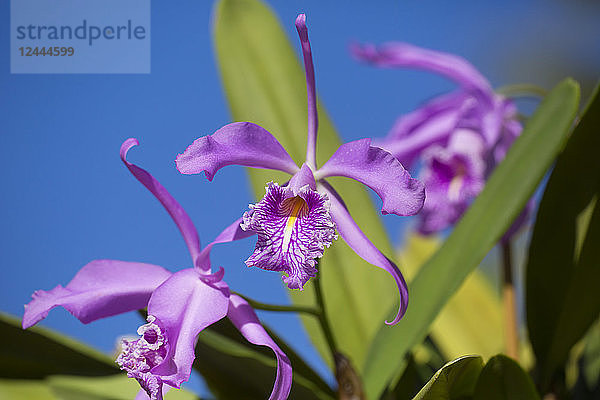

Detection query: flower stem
xmin=312 ymin=272 xmax=339 ymax=364
xmin=232 ymin=292 xmax=320 ymax=317
xmin=502 ymin=241 xmax=519 ymax=360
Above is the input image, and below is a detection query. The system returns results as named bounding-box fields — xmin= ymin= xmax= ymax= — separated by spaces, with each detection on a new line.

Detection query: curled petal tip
xmin=385 ymin=305 xmax=407 ymax=326
xmin=295 ymin=13 xmax=306 ymax=30
xmin=119 ymin=138 xmax=203 ymax=265
xmin=120 ymin=138 xmax=140 ymax=162
xmin=295 ymin=14 xmax=310 ymax=45
xmin=200 ymin=266 xmax=226 ymax=284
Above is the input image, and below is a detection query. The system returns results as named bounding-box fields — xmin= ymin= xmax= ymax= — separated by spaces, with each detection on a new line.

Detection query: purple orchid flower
xmin=176 ymin=15 xmax=425 ymax=325
xmin=22 ymin=139 xmax=292 ymax=400
xmin=352 ymin=42 xmax=526 ymax=236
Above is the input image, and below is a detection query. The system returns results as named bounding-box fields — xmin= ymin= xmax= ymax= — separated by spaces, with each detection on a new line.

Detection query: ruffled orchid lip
xmin=117 ymin=315 xmax=169 ymax=400
xmin=199 ymin=266 xmax=225 ymax=284
xmin=241 ymin=181 xmax=337 ymax=290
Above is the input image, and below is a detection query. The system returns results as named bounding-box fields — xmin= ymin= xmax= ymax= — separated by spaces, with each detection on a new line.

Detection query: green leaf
xmin=473 ymin=355 xmax=540 ymax=400
xmin=0 ymin=375 xmax=199 ymax=400
xmin=0 ymin=312 xmax=199 ymax=398
xmin=399 ymin=234 xmax=504 ymax=362
xmin=213 ymin=0 xmax=398 ymax=370
xmin=0 ymin=312 xmax=119 ymax=379
xmin=47 ymin=375 xmax=199 ymax=400
xmin=194 ymin=317 xmax=335 ymax=400
xmin=46 ymin=375 xmax=140 ymax=400
xmin=580 ymin=318 xmax=600 ymax=390
xmin=525 ymin=82 xmax=600 ymax=388
xmin=0 ymin=379 xmax=58 ymax=400
xmin=380 ymin=356 xmax=423 ymax=400
xmin=412 ymin=355 xmax=484 ymax=400
xmin=51 ymin=375 xmax=142 ymax=400
xmin=363 ymin=79 xmax=580 ymax=399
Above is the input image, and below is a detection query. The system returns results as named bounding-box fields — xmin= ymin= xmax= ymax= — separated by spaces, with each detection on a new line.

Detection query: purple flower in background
xmin=22 ymin=139 xmax=292 ymax=400
xmin=418 ymin=129 xmax=486 ymax=234
xmin=353 ymin=42 xmax=525 ymax=235
xmin=176 ymin=15 xmax=425 ymax=325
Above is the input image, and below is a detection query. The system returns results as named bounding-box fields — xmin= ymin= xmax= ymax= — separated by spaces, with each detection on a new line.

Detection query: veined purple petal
xmin=145 ymin=268 xmax=230 ymax=391
xmin=318 ymin=181 xmax=408 ymax=325
xmin=377 ymin=92 xmax=473 ymax=168
xmin=176 ymin=122 xmax=299 ymax=180
xmin=352 ymin=42 xmax=493 ymax=102
xmin=316 ymin=138 xmax=425 ymax=216
xmin=23 ymin=260 xmax=171 ymax=329
xmin=295 ymin=14 xmax=318 ymax=170
xmin=121 ymin=139 xmax=201 ymax=267
xmin=241 ymin=182 xmax=337 ymax=289
xmin=227 ymin=295 xmax=292 ymax=400
xmin=195 ymin=218 xmax=255 ymax=271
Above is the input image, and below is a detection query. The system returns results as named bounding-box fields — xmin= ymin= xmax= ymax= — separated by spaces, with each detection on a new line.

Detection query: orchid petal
xmin=318 ymin=182 xmax=408 ymax=325
xmin=23 ymin=260 xmax=171 ymax=329
xmin=147 ymin=268 xmax=230 ymax=390
xmin=121 ymin=139 xmax=202 ymax=266
xmin=316 ymin=138 xmax=425 ymax=216
xmin=287 ymin=163 xmax=317 ymax=192
xmin=352 ymin=42 xmax=493 ymax=101
xmin=176 ymin=122 xmax=299 ymax=180
xmin=195 ymin=218 xmax=255 ymax=271
xmin=492 ymin=102 xmax=522 ymax=164
xmin=385 ymin=92 xmax=469 ymax=141
xmin=478 ymin=96 xmax=508 ymax=148
xmin=295 ymin=14 xmax=318 ymax=170
xmin=227 ymin=294 xmax=292 ymax=400
xmin=377 ymin=92 xmax=473 ymax=167
xmin=417 ymin=130 xmax=486 ymax=234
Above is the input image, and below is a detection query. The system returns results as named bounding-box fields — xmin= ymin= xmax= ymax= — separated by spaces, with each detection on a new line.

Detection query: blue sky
xmin=1 ymin=0 xmax=598 ymax=396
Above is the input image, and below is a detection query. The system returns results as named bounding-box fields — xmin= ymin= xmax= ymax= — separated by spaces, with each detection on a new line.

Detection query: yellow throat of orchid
xmin=280 ymin=196 xmax=309 ymax=251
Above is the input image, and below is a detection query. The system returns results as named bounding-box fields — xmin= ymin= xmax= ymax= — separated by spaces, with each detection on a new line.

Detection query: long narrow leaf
xmin=363 ymin=79 xmax=580 ymax=399
xmin=0 ymin=375 xmax=199 ymax=400
xmin=525 ymin=82 xmax=600 ymax=388
xmin=399 ymin=234 xmax=504 ymax=361
xmin=0 ymin=312 xmax=119 ymax=379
